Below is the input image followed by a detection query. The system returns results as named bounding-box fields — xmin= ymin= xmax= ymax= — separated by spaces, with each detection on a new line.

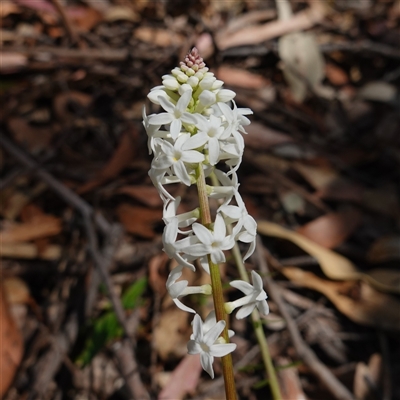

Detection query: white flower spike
xmin=144 ymin=47 xmax=269 ymax=381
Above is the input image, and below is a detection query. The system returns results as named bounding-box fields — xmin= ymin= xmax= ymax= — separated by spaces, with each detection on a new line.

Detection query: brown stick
xmin=49 ymin=0 xmax=79 ymax=45
xmin=254 ymin=236 xmax=355 ymax=400
xmin=0 ymin=133 xmax=150 ymax=400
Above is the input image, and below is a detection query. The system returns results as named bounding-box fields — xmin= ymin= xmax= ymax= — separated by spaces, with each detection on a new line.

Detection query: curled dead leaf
xmin=1 ymin=215 xmax=62 ymax=243
xmin=0 ymin=283 xmax=24 ymax=397
xmin=216 ymin=66 xmax=269 ymax=89
xmin=77 ymin=127 xmax=138 ymax=194
xmin=134 ymin=27 xmax=184 ymax=47
xmin=296 ymin=209 xmax=362 ymax=249
xmin=158 ymin=354 xmax=202 ymax=400
xmin=116 ymin=204 xmax=162 ymax=239
xmin=258 ymin=220 xmax=400 ymax=294
xmin=282 ymin=267 xmax=400 ymax=331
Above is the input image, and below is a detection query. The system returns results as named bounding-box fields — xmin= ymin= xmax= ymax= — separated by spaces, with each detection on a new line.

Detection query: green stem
xmin=196 ymin=164 xmax=237 ymax=400
xmin=211 ymin=172 xmax=282 ymax=400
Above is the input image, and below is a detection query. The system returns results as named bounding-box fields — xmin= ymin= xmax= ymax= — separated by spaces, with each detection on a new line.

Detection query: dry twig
xmin=254 ymin=236 xmax=355 ymax=400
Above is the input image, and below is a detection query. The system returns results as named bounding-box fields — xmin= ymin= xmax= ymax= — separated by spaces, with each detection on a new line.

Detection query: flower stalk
xmin=196 ymin=163 xmax=236 ymax=399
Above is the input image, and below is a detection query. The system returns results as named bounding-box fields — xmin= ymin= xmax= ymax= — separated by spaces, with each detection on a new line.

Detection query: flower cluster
xmin=143 ymin=48 xmax=269 ymax=378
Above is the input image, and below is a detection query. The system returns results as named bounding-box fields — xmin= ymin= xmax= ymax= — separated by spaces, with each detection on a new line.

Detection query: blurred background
xmin=1 ymin=1 xmax=399 ymax=399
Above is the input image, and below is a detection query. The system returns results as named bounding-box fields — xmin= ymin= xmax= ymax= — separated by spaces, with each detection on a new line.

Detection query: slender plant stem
xmin=196 ymin=164 xmax=237 ymax=400
xmin=210 ymin=172 xmax=282 ymax=400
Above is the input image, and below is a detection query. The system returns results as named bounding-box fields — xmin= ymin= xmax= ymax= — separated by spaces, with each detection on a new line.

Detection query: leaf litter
xmin=1 ymin=0 xmax=400 ymax=399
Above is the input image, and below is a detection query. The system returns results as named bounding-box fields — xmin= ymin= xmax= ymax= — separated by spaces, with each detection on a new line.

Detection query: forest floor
xmin=1 ymin=1 xmax=400 ymax=399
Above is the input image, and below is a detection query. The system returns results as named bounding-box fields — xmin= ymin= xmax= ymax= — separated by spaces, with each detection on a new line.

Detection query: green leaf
xmin=122 ymin=277 xmax=147 ymax=309
xmin=76 ymin=278 xmax=147 ymax=366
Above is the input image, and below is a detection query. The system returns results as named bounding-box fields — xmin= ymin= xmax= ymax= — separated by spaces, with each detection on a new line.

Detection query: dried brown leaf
xmin=158 ymin=354 xmax=202 ymax=400
xmin=134 ymin=27 xmax=184 ymax=47
xmin=3 ymin=277 xmax=30 ymax=305
xmin=1 ymin=215 xmax=62 ymax=243
xmin=0 ymin=283 xmax=23 ymax=398
xmin=116 ymin=186 xmax=163 ymax=208
xmin=215 ymin=3 xmax=327 ymax=50
xmin=66 ymin=6 xmax=103 ymax=32
xmin=258 ymin=220 xmax=400 ymax=293
xmin=116 ymin=204 xmax=161 ymax=239
xmin=7 ymin=117 xmax=55 ymax=152
xmin=282 ymin=267 xmax=400 ymax=331
xmin=244 ymin=122 xmax=294 ymax=150
xmin=0 ymin=243 xmax=62 ymax=260
xmin=296 ymin=209 xmax=362 ymax=249
xmin=277 ymin=357 xmax=307 ymax=400
xmin=325 ymin=63 xmax=349 ymax=86
xmin=77 ymin=127 xmax=138 ymax=194
xmin=216 ymin=66 xmax=269 ymax=89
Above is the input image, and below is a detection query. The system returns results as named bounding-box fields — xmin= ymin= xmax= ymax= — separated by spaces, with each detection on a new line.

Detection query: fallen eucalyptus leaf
xmin=258 ymin=220 xmax=400 ymax=293
xmin=281 ymin=267 xmax=400 ymax=331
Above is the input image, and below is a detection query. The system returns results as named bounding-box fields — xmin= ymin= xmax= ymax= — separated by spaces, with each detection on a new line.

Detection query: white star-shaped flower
xmin=219 ymin=192 xmax=257 ymax=260
xmin=166 ymin=266 xmax=211 ymax=313
xmin=187 ymin=314 xmax=236 ymax=378
xmin=182 ymin=114 xmax=225 ymax=166
xmin=185 ymin=213 xmax=235 ymax=272
xmin=152 ymin=133 xmax=204 ymax=186
xmin=225 ymin=271 xmax=269 ymax=319
xmin=148 ymin=90 xmax=197 ymax=139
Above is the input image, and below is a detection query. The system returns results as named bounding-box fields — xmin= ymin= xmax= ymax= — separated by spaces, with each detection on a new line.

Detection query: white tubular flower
xmin=148 ymin=90 xmax=197 ymax=139
xmin=182 ymin=114 xmax=225 ymax=166
xmin=152 ymin=133 xmax=204 ymax=186
xmin=162 ymin=218 xmax=197 ymax=271
xmin=167 ymin=266 xmax=212 ymax=313
xmin=225 ymin=271 xmax=269 ymax=319
xmin=185 ymin=213 xmax=235 ymax=268
xmin=163 ymin=196 xmax=199 ymax=228
xmin=187 ymin=314 xmax=236 ymax=378
xmin=219 ymin=192 xmax=257 ymax=260
xmin=196 ymin=310 xmax=234 ymax=339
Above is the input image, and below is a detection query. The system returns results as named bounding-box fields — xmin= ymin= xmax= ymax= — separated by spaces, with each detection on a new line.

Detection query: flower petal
xmin=235 ymin=303 xmax=256 ymax=319
xmin=209 ymin=343 xmax=236 ymax=357
xmin=257 ymin=299 xmax=270 ymax=316
xmin=204 ymin=320 xmax=225 ymax=345
xmin=192 ymin=223 xmax=213 ymax=245
xmin=200 ymin=352 xmax=214 ymax=379
xmin=149 ymin=112 xmax=173 ymax=125
xmin=230 ymin=280 xmax=253 ymax=295
xmin=187 ymin=339 xmax=201 ymax=355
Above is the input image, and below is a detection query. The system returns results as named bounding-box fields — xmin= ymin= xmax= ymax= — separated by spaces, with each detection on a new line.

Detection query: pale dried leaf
xmin=358 ymin=81 xmax=397 ymax=103
xmin=3 ymin=277 xmax=30 ymax=305
xmin=0 ymin=284 xmax=23 ymax=398
xmin=216 ymin=66 xmax=269 ymax=89
xmin=354 ymin=353 xmax=382 ymax=400
xmin=282 ymin=268 xmax=400 ymax=331
xmin=0 ymin=52 xmax=27 ymax=71
xmin=0 ymin=242 xmax=62 ymax=260
xmin=105 ymin=6 xmax=139 ymax=22
xmin=215 ymin=3 xmax=327 ymax=50
xmin=296 ymin=209 xmax=362 ymax=249
xmin=279 ymin=31 xmax=325 ymax=102
xmin=1 ymin=215 xmax=62 ymax=243
xmin=258 ymin=220 xmax=400 ymax=293
xmin=277 ymin=357 xmax=307 ymax=400
xmin=158 ymin=354 xmax=202 ymax=400
xmin=134 ymin=27 xmax=184 ymax=47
